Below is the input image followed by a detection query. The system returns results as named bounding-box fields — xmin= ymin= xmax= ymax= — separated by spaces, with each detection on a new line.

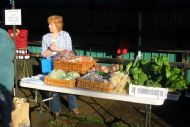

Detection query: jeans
xmin=50 ymin=93 xmax=78 ymax=113
xmin=0 ymin=91 xmax=12 ymax=127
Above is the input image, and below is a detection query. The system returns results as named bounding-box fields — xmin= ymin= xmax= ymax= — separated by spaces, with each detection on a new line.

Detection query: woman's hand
xmin=49 ymin=42 xmax=62 ymax=52
xmin=43 ymin=50 xmax=52 ymax=58
xmin=49 ymin=42 xmax=58 ymax=52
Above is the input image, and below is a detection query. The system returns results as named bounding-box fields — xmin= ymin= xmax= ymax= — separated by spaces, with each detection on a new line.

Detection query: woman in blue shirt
xmin=41 ymin=15 xmax=79 ymax=117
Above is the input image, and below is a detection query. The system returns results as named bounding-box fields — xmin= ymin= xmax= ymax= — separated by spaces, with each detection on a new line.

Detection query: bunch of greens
xmin=126 ymin=55 xmax=187 ymax=91
xmin=49 ymin=70 xmax=80 ymax=80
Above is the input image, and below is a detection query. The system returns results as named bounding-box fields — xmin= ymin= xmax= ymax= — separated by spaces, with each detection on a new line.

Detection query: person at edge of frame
xmin=0 ymin=27 xmax=16 ymax=127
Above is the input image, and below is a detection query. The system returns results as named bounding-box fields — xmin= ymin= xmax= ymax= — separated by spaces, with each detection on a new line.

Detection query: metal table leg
xmin=31 ymin=89 xmax=52 ymax=113
xmin=35 ymin=91 xmax=53 ymax=113
xmin=145 ymin=104 xmax=152 ymax=127
xmin=34 ymin=90 xmax=38 ymax=103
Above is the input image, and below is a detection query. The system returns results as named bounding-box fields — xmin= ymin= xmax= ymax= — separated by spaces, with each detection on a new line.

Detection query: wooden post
xmin=11 ymin=0 xmax=18 ymax=96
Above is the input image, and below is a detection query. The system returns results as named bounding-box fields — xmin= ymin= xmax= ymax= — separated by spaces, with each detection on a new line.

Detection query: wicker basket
xmin=54 ymin=61 xmax=96 ymax=75
xmin=76 ymin=78 xmax=113 ymax=92
xmin=44 ymin=76 xmax=76 ymax=88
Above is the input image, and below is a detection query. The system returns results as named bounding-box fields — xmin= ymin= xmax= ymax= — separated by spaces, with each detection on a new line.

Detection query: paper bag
xmin=12 ymin=97 xmax=30 ymax=127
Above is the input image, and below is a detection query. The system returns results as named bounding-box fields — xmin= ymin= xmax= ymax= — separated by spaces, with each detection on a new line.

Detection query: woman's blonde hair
xmin=47 ymin=15 xmax=63 ymax=32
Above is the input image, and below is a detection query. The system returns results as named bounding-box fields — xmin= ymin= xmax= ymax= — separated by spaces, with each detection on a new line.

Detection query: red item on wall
xmin=117 ymin=34 xmax=129 ymax=55
xmin=117 ymin=49 xmax=128 ymax=55
xmin=8 ymin=29 xmax=28 ymax=49
xmin=117 ymin=42 xmax=128 ymax=55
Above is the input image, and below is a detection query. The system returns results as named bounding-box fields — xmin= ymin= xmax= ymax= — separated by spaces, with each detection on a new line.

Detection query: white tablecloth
xmin=20 ymin=75 xmax=166 ymax=106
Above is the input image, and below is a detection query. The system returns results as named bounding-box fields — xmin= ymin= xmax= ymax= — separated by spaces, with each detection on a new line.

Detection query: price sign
xmin=5 ymin=9 xmax=22 ymax=25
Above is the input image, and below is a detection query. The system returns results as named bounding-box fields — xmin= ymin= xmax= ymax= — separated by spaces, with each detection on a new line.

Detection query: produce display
xmin=48 ymin=69 xmax=80 ymax=80
xmin=44 ymin=70 xmax=80 ymax=87
xmin=110 ymin=71 xmax=131 ymax=93
xmin=44 ymin=51 xmax=187 ymax=95
xmin=125 ymin=55 xmax=187 ymax=92
xmin=79 ymin=64 xmax=131 ymax=93
xmin=91 ymin=64 xmax=120 ymax=73
xmin=54 ymin=50 xmax=93 ymax=62
xmin=54 ymin=50 xmax=75 ymax=61
xmin=53 ymin=50 xmax=96 ymax=74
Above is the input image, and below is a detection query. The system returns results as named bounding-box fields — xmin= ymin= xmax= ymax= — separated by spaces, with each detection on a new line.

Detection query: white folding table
xmin=20 ymin=75 xmax=166 ymax=127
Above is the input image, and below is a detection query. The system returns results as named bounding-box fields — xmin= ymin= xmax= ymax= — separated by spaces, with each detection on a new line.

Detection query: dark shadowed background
xmin=1 ymin=0 xmax=190 ymax=50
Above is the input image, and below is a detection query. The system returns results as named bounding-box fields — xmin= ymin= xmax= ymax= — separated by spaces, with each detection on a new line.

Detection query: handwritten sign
xmin=5 ymin=9 xmax=22 ymax=25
